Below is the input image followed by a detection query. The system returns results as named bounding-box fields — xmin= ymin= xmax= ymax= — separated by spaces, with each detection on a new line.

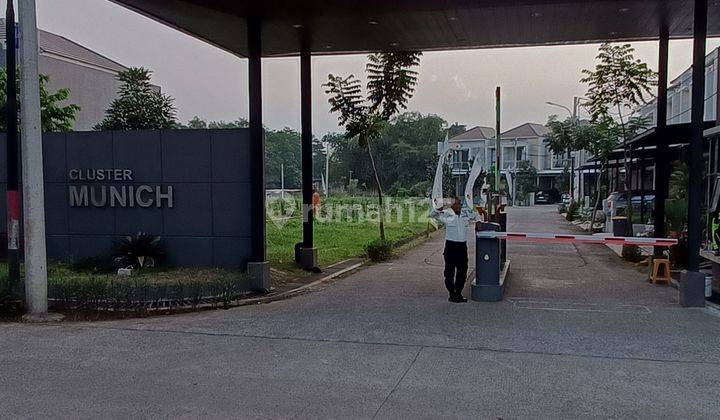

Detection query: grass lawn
xmin=267 ymin=196 xmax=434 ymax=271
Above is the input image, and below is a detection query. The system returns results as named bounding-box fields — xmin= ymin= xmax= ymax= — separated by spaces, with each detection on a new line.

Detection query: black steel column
xmin=654 ymin=28 xmax=670 ymax=254
xmin=688 ymin=0 xmax=707 ymax=272
xmin=248 ymin=17 xmax=266 ymax=262
xmin=301 ymin=45 xmax=313 ymax=248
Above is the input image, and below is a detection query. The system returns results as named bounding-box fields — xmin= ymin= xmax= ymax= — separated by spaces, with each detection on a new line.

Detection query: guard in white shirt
xmin=429 ymin=197 xmax=481 ymax=303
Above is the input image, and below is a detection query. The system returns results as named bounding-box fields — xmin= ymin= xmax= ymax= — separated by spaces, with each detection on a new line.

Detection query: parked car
xmin=535 ymin=189 xmax=560 ymax=204
xmin=605 ymin=191 xmax=655 ymax=220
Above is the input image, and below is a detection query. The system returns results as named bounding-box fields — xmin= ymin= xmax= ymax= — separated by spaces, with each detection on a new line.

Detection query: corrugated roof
xmin=449 ymin=126 xmax=496 ymax=142
xmin=501 ymin=123 xmax=549 ymax=138
xmin=1 ymin=19 xmax=126 ymax=73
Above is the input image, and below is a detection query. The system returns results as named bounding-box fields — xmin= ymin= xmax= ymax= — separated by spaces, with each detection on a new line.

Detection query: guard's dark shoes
xmin=455 ymin=294 xmax=468 ymax=303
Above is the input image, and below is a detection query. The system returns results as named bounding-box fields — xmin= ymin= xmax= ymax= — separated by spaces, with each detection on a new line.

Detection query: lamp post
xmin=546 ymin=99 xmax=579 ymax=201
xmin=325 ymin=142 xmax=331 ymax=196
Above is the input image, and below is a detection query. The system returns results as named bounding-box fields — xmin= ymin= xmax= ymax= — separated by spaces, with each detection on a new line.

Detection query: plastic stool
xmin=650 ymin=258 xmax=672 ymax=285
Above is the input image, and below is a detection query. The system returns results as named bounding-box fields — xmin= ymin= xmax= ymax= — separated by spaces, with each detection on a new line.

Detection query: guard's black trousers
xmin=443 ymin=240 xmax=468 ymax=296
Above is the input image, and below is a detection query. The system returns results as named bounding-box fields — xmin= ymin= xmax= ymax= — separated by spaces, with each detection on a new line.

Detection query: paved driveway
xmin=2 ymin=205 xmax=720 ymax=419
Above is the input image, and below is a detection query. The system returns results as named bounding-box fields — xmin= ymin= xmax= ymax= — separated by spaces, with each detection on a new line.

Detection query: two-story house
xmin=443 ymin=122 xmax=572 ymax=195
xmin=1 ymin=19 xmax=160 ymax=131
xmin=637 ymin=47 xmax=718 ymax=126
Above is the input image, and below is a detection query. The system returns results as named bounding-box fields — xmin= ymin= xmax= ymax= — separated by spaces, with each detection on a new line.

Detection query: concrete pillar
xmin=297 ymin=43 xmax=318 ymax=270
xmin=654 ymin=26 xmax=670 ymax=254
xmin=246 ymin=16 xmax=269 ymax=291
xmin=18 ymin=0 xmax=48 ymax=316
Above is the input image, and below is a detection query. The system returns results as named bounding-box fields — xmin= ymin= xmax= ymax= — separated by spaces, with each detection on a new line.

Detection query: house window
xmin=516 ymin=146 xmax=526 ymax=162
xmin=502 ymin=147 xmax=514 ymax=169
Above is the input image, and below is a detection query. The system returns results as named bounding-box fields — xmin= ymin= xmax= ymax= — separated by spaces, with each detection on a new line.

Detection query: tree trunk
xmin=590 ymin=163 xmax=605 ymax=232
xmin=616 ymin=103 xmax=633 ymax=236
xmin=366 ymin=141 xmax=386 ymax=241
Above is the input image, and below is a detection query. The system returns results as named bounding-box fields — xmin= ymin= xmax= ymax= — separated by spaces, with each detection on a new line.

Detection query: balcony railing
xmin=450 ymin=161 xmax=471 ymax=173
xmin=503 ymin=159 xmax=531 ymax=171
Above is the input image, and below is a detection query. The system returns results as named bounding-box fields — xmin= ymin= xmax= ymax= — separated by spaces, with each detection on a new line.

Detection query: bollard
xmin=472 ymin=222 xmax=502 ymax=302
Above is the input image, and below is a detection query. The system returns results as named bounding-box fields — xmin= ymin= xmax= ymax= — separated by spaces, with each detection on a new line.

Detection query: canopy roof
xmin=111 ymin=0 xmax=720 ymax=57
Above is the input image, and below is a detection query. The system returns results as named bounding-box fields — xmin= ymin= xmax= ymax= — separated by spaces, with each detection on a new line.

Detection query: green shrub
xmin=70 ymin=256 xmax=117 ymax=274
xmin=621 ymin=244 xmax=644 ymax=263
xmin=566 ymin=201 xmax=580 ymax=221
xmin=409 ymin=180 xmax=432 ymax=197
xmin=365 ymin=238 xmax=393 ymax=262
xmin=0 ymin=272 xmax=9 ymax=303
xmin=114 ymin=232 xmax=165 ymax=268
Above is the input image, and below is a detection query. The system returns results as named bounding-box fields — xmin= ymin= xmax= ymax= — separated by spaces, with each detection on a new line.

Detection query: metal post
xmin=280 ymin=163 xmax=285 ymax=200
xmin=325 ymin=143 xmax=330 ymax=195
xmin=296 ymin=37 xmax=318 ymax=270
xmin=18 ymin=0 xmax=48 ymax=315
xmin=654 ymin=27 xmax=670 ymax=254
xmin=641 ymin=156 xmax=646 ymax=224
xmin=301 ymin=47 xmax=313 ymax=248
xmin=5 ymin=1 xmax=20 ymax=290
xmin=513 ymin=138 xmax=517 ymax=205
xmin=688 ymin=0 xmax=707 ymax=272
xmin=246 ymin=16 xmax=269 ymax=290
xmin=495 ymin=87 xmax=501 ymax=193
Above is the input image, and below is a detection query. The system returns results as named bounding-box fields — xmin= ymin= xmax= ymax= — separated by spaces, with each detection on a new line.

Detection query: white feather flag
xmin=431 ymin=133 xmax=450 ymax=210
xmin=464 ymin=155 xmax=484 ymax=209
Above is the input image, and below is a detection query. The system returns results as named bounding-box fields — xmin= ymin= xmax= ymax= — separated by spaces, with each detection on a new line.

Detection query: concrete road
xmin=2 ymin=205 xmax=720 ymax=419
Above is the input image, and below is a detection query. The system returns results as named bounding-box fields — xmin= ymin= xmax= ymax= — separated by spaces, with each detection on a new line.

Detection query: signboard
xmin=68 ymin=168 xmax=174 ymax=208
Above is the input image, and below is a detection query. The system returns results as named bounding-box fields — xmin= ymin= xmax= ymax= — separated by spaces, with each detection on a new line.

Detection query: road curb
xmin=234 ymin=260 xmax=367 ymax=306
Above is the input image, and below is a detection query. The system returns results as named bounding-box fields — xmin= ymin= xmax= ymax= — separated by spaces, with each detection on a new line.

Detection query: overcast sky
xmin=22 ymin=0 xmax=720 ymax=135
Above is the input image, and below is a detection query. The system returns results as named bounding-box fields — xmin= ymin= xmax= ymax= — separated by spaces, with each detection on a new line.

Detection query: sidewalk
xmin=2 ymin=205 xmax=720 ymax=418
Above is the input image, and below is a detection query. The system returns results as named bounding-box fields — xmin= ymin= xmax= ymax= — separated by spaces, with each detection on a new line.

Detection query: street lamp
xmin=545 ymin=101 xmax=573 ymax=118
xmin=545 ymin=99 xmax=579 ymax=201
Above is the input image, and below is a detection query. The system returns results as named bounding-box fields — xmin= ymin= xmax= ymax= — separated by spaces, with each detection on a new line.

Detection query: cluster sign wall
xmin=0 ymin=129 xmax=256 ymax=269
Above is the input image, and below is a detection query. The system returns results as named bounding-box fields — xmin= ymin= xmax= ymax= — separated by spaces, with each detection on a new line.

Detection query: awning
xmin=110 ymin=1 xmax=720 ymax=57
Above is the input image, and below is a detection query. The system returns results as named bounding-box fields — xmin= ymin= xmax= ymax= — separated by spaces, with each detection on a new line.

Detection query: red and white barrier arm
xmin=476 ymin=231 xmax=678 ymax=247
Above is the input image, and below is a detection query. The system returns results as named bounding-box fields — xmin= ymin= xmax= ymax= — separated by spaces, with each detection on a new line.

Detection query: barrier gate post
xmin=472 ymin=222 xmax=503 ymax=302
xmin=499 ymin=211 xmax=507 ymax=266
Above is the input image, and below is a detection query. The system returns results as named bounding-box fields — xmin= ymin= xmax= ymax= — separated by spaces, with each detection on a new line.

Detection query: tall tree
xmin=208 ymin=118 xmax=248 ymax=129
xmin=324 ymin=52 xmax=421 ymax=241
xmin=515 ymin=160 xmax=538 ymax=203
xmin=184 ymin=116 xmax=208 ymax=129
xmin=266 ymin=127 xmax=302 ymax=189
xmin=581 ymin=43 xmax=657 ymax=229
xmin=95 ymin=67 xmax=177 ymax=130
xmin=0 ymin=68 xmax=79 ymax=132
xmin=575 ymin=117 xmax=619 ymax=229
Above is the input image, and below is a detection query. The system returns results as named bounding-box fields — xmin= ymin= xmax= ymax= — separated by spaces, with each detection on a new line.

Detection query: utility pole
xmin=494 ymin=87 xmax=501 ymax=193
xmin=325 ymin=142 xmax=330 ymax=196
xmin=18 ymin=0 xmax=50 ymax=317
xmin=280 ymin=163 xmax=285 ymax=200
xmin=570 ymin=96 xmax=578 ymax=201
xmin=513 ymin=138 xmax=518 ymax=205
xmin=546 ymin=99 xmax=578 ymax=201
xmin=5 ymin=1 xmax=20 ymax=291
